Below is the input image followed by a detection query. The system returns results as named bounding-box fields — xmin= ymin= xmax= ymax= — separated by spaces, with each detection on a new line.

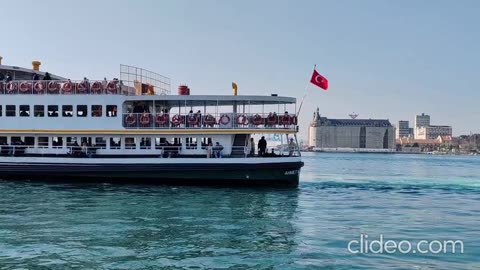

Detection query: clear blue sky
xmin=1 ymin=0 xmax=479 ymax=139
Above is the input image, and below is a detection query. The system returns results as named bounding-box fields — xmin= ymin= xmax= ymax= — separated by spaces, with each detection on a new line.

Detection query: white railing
xmin=0 ymin=80 xmax=128 ymax=95
xmin=122 ymin=112 xmax=298 ymax=130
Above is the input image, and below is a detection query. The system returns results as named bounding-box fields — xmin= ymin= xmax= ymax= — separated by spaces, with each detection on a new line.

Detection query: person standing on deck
xmin=206 ymin=142 xmax=213 ymax=158
xmin=288 ymin=138 xmax=296 ymax=156
xmin=249 ymin=138 xmax=255 ymax=157
xmin=258 ymin=136 xmax=267 ymax=157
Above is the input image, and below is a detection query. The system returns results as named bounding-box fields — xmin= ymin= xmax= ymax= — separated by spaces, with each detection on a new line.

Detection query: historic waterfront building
xmin=308 ymin=108 xmax=396 ymax=150
xmin=413 ymin=113 xmax=452 ymax=139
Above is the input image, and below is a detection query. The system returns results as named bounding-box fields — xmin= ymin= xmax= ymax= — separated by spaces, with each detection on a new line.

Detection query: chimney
xmin=32 ymin=60 xmax=41 ymax=71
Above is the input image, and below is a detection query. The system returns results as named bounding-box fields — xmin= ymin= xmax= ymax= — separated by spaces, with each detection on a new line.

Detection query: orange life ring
xmin=171 ymin=114 xmax=181 ymax=126
xmin=47 ymin=81 xmax=60 ymax=94
xmin=188 ymin=115 xmax=198 ymax=125
xmin=91 ymin=81 xmax=103 ymax=94
xmin=236 ymin=114 xmax=247 ymax=125
xmin=204 ymin=114 xmax=216 ymax=125
xmin=140 ymin=114 xmax=151 ymax=125
xmin=252 ymin=114 xmax=263 ymax=126
xmin=219 ymin=114 xmax=230 ymax=125
xmin=34 ymin=81 xmax=46 ymax=94
xmin=155 ymin=114 xmax=167 ymax=125
xmin=77 ymin=81 xmax=89 ymax=94
xmin=282 ymin=115 xmax=291 ymax=125
xmin=107 ymin=81 xmax=118 ymax=94
xmin=125 ymin=114 xmax=136 ymax=125
xmin=267 ymin=115 xmax=277 ymax=125
xmin=62 ymin=81 xmax=73 ymax=94
xmin=19 ymin=81 xmax=31 ymax=93
xmin=6 ymin=82 xmax=18 ymax=94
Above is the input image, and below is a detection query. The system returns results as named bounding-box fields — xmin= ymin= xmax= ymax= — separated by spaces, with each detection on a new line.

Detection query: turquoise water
xmin=0 ymin=153 xmax=479 ymax=269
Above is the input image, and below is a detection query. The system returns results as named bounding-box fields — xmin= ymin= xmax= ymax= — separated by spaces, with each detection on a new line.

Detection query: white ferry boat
xmin=0 ymin=58 xmax=303 ymax=186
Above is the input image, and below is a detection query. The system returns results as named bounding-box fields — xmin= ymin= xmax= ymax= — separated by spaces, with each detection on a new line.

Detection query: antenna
xmin=349 ymin=112 xmax=359 ymax=119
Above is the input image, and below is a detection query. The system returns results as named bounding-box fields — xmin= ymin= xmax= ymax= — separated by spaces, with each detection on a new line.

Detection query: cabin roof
xmin=124 ymin=94 xmax=296 ymax=106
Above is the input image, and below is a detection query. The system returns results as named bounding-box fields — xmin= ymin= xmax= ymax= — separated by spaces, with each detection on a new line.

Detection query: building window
xmin=106 ymin=105 xmax=117 ymax=117
xmin=19 ymin=105 xmax=30 ymax=117
xmin=359 ymin=126 xmax=366 ymax=148
xmin=92 ymin=105 xmax=102 ymax=117
xmin=62 ymin=105 xmax=73 ymax=117
xmin=48 ymin=105 xmax=59 ymax=117
xmin=77 ymin=105 xmax=87 ymax=117
xmin=6 ymin=105 xmax=16 ymax=117
xmin=34 ymin=105 xmax=45 ymax=117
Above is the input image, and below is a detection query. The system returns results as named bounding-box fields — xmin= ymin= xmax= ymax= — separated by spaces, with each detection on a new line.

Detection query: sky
xmin=1 ymin=0 xmax=479 ymax=139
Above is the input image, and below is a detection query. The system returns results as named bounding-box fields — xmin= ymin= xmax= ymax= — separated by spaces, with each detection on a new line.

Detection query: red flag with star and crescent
xmin=310 ymin=69 xmax=328 ymax=90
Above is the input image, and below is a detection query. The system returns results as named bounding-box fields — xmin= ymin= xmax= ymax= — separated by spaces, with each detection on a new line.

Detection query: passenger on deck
xmin=248 ymin=138 xmax=255 ymax=157
xmin=213 ymin=142 xmax=223 ymax=158
xmin=268 ymin=148 xmax=276 ymax=157
xmin=206 ymin=142 xmax=213 ymax=158
xmin=258 ymin=136 xmax=267 ymax=157
xmin=288 ymin=138 xmax=296 ymax=156
xmin=5 ymin=73 xmax=12 ymax=82
xmin=43 ymin=72 xmax=52 ymax=80
xmin=32 ymin=73 xmax=39 ymax=81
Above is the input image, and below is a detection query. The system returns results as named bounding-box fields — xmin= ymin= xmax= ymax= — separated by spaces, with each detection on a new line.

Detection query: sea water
xmin=0 ymin=153 xmax=478 ymax=269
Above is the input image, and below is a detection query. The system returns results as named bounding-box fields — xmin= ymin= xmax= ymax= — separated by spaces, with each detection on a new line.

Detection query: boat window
xmin=106 ymin=105 xmax=117 ymax=117
xmin=140 ymin=137 xmax=151 ymax=149
xmin=0 ymin=137 xmax=7 ymax=145
xmin=91 ymin=105 xmax=102 ymax=117
xmin=110 ymin=137 xmax=121 ymax=149
xmin=34 ymin=105 xmax=45 ymax=117
xmin=24 ymin=137 xmax=35 ymax=147
xmin=62 ymin=105 xmax=73 ymax=117
xmin=0 ymin=105 xmax=2 ymax=117
xmin=95 ymin=137 xmax=107 ymax=149
xmin=38 ymin=137 xmax=49 ymax=147
xmin=19 ymin=105 xmax=30 ymax=117
xmin=48 ymin=105 xmax=59 ymax=117
xmin=52 ymin=137 xmax=63 ymax=148
xmin=186 ymin=137 xmax=197 ymax=149
xmin=11 ymin=136 xmax=22 ymax=144
xmin=77 ymin=105 xmax=87 ymax=117
xmin=6 ymin=105 xmax=16 ymax=117
xmin=125 ymin=137 xmax=136 ymax=149
xmin=201 ymin=137 xmax=212 ymax=149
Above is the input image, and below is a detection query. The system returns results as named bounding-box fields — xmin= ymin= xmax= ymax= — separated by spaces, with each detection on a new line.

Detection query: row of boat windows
xmin=1 ymin=136 xmax=212 ymax=150
xmin=0 ymin=105 xmax=118 ymax=117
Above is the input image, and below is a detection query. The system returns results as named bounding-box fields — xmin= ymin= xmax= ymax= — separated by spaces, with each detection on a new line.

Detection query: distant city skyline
xmin=1 ymin=0 xmax=479 ymax=140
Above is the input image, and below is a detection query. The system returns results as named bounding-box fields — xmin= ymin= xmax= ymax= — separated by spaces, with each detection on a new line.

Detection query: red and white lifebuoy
xmin=106 ymin=81 xmax=118 ymax=94
xmin=6 ymin=82 xmax=18 ymax=94
xmin=267 ymin=114 xmax=277 ymax=125
xmin=77 ymin=81 xmax=89 ymax=94
xmin=19 ymin=81 xmax=31 ymax=93
xmin=140 ymin=114 xmax=151 ymax=125
xmin=155 ymin=114 xmax=167 ymax=125
xmin=204 ymin=114 xmax=216 ymax=125
xmin=187 ymin=115 xmax=198 ymax=125
xmin=125 ymin=114 xmax=136 ymax=125
xmin=91 ymin=81 xmax=103 ymax=94
xmin=47 ymin=81 xmax=60 ymax=94
xmin=252 ymin=114 xmax=263 ymax=126
xmin=236 ymin=114 xmax=247 ymax=125
xmin=34 ymin=81 xmax=46 ymax=94
xmin=219 ymin=114 xmax=231 ymax=125
xmin=282 ymin=115 xmax=291 ymax=125
xmin=62 ymin=81 xmax=73 ymax=94
xmin=171 ymin=114 xmax=181 ymax=126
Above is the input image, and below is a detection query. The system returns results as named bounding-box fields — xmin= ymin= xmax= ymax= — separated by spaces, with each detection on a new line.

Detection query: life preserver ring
xmin=106 ymin=81 xmax=118 ymax=94
xmin=236 ymin=114 xmax=247 ymax=125
xmin=125 ymin=114 xmax=136 ymax=125
xmin=187 ymin=115 xmax=198 ymax=125
xmin=282 ymin=115 xmax=291 ymax=125
xmin=171 ymin=114 xmax=181 ymax=126
xmin=204 ymin=114 xmax=216 ymax=125
xmin=91 ymin=81 xmax=103 ymax=94
xmin=62 ymin=81 xmax=73 ymax=94
xmin=219 ymin=114 xmax=230 ymax=125
xmin=19 ymin=81 xmax=31 ymax=93
xmin=252 ymin=114 xmax=263 ymax=126
xmin=6 ymin=82 xmax=18 ymax=94
xmin=155 ymin=114 xmax=167 ymax=125
xmin=47 ymin=81 xmax=60 ymax=94
xmin=291 ymin=116 xmax=298 ymax=125
xmin=34 ymin=81 xmax=46 ymax=94
xmin=140 ymin=114 xmax=151 ymax=125
xmin=267 ymin=115 xmax=277 ymax=125
xmin=77 ymin=81 xmax=89 ymax=94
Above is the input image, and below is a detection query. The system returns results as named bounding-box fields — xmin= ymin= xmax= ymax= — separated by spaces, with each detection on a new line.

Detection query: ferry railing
xmin=0 ymin=80 xmax=122 ymax=95
xmin=122 ymin=112 xmax=298 ymax=130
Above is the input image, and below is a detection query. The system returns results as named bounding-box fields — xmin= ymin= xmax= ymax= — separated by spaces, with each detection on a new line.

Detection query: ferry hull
xmin=0 ymin=161 xmax=303 ymax=187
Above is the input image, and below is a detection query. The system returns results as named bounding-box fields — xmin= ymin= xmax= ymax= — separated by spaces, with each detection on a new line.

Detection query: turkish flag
xmin=310 ymin=69 xmax=328 ymax=90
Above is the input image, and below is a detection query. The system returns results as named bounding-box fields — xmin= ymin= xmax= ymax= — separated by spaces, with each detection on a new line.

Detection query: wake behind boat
xmin=0 ymin=59 xmax=303 ymax=186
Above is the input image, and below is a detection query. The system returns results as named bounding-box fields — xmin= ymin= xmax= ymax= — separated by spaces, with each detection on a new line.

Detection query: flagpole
xmin=296 ymin=64 xmax=316 ymax=117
